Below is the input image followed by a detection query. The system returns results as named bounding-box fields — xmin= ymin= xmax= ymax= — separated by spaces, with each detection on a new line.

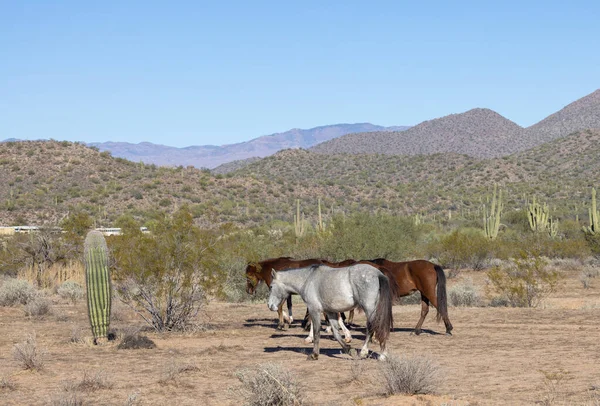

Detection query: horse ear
xmin=271 ymin=268 xmax=277 ymax=280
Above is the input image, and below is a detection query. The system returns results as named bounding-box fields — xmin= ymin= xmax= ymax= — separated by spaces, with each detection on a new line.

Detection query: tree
xmin=110 ymin=207 xmax=218 ymax=331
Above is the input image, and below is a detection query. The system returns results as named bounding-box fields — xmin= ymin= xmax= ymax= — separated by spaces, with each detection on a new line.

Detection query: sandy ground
xmin=0 ymin=269 xmax=599 ymax=406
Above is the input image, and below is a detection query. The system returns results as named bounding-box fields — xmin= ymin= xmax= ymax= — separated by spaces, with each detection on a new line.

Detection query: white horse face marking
xmin=267 ymin=280 xmax=286 ymax=312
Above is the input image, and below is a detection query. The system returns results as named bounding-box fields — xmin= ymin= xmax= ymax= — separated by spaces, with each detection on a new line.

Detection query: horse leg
xmin=348 ymin=308 xmax=355 ymax=325
xmin=307 ymin=310 xmax=321 ymax=360
xmin=325 ymin=312 xmax=353 ymax=356
xmin=338 ymin=313 xmax=353 ymax=343
xmin=302 ymin=308 xmax=311 ymax=331
xmin=359 ymin=324 xmax=373 ymax=359
xmin=305 ymin=319 xmax=314 ymax=343
xmin=413 ymin=296 xmax=430 ymax=335
xmin=277 ymin=301 xmax=289 ymax=330
xmin=286 ymin=295 xmax=294 ymax=324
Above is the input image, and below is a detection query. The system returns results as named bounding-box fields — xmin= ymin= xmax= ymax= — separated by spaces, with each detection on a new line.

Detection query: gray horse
xmin=267 ymin=263 xmax=394 ymax=360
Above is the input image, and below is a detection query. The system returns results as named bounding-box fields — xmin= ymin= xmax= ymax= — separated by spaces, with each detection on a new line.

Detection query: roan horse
xmin=246 ymin=257 xmax=353 ymax=342
xmin=366 ymin=258 xmax=453 ymax=335
xmin=267 ymin=263 xmax=394 ymax=360
xmin=246 ymin=257 xmax=323 ymax=329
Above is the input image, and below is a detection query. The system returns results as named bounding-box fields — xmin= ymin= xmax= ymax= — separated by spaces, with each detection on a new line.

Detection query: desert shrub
xmin=57 ymin=280 xmax=84 ymax=304
xmin=0 ymin=278 xmax=38 ymax=306
xmin=235 ymin=362 xmax=304 ymax=406
xmin=486 ymin=252 xmax=562 ymax=307
xmin=13 ymin=333 xmax=45 ymax=371
xmin=449 ymin=278 xmax=482 ymax=307
xmin=111 ymin=207 xmax=216 ymax=332
xmin=24 ymin=297 xmax=52 ymax=317
xmin=75 ymin=370 xmax=113 ymax=392
xmin=117 ymin=330 xmax=156 ymax=350
xmin=319 ymin=213 xmax=421 ymax=262
xmin=50 ymin=392 xmax=85 ymax=406
xmin=580 ymin=266 xmax=599 ymax=289
xmin=428 ymin=228 xmax=491 ymax=271
xmin=379 ymin=354 xmax=443 ymax=395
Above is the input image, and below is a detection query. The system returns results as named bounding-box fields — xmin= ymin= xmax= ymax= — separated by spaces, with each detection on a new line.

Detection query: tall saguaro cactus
xmin=483 ymin=185 xmax=503 ymax=240
xmin=84 ymin=230 xmax=111 ymax=344
xmin=293 ymin=199 xmax=306 ymax=239
xmin=583 ymin=188 xmax=599 ymax=235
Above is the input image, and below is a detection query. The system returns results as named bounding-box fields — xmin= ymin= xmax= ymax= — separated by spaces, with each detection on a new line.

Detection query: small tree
xmin=110 ymin=207 xmax=218 ymax=331
xmin=486 ymin=251 xmax=562 ymax=307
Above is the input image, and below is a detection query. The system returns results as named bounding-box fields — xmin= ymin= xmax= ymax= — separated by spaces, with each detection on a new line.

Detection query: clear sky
xmin=1 ymin=1 xmax=599 ymax=147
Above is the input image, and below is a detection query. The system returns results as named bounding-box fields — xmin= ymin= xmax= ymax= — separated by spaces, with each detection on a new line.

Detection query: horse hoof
xmin=359 ymin=350 xmax=369 ymax=359
xmin=446 ymin=332 xmax=453 ymax=336
xmin=344 ymin=337 xmax=352 ymax=344
xmin=414 ymin=330 xmax=422 ymax=336
xmin=304 ymin=338 xmax=313 ymax=344
xmin=307 ymin=353 xmax=318 ymax=361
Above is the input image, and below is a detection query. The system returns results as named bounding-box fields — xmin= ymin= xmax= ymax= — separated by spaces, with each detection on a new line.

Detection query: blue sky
xmin=1 ymin=1 xmax=599 ymax=147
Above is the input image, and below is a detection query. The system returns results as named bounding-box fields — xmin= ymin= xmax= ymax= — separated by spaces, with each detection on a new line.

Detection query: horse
xmin=245 ymin=257 xmax=323 ymax=329
xmin=267 ymin=263 xmax=394 ymax=361
xmin=245 ymin=257 xmax=352 ymax=342
xmin=365 ymin=258 xmax=453 ymax=335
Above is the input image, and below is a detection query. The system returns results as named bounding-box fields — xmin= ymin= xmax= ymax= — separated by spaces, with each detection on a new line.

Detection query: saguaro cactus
xmin=527 ymin=196 xmax=550 ymax=233
xmin=483 ymin=185 xmax=503 ymax=240
xmin=583 ymin=188 xmax=599 ymax=235
xmin=84 ymin=230 xmax=111 ymax=344
xmin=293 ymin=199 xmax=306 ymax=238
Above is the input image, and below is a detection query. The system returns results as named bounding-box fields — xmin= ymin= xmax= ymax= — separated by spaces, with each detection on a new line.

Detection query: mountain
xmin=89 ymin=123 xmax=409 ymax=169
xmin=310 ymin=108 xmax=524 ymax=158
xmin=522 ymin=89 xmax=600 ymax=146
xmin=310 ymin=89 xmax=600 ymax=158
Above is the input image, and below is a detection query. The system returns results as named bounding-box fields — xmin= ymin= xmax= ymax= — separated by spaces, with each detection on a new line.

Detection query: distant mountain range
xmin=311 ymin=89 xmax=600 ymax=158
xmin=87 ymin=123 xmax=410 ymax=169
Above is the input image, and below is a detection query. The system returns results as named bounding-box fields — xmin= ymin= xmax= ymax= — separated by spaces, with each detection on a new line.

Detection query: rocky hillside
xmin=310 ymin=89 xmax=600 ymax=158
xmin=89 ymin=123 xmax=409 ymax=169
xmin=3 ymin=129 xmax=599 ymax=228
xmin=311 ymin=108 xmax=524 ymax=158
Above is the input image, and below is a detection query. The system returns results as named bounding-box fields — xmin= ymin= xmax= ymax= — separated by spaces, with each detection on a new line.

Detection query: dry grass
xmin=158 ymin=360 xmax=201 ymax=385
xmin=13 ymin=333 xmax=46 ymax=371
xmin=0 ymin=375 xmax=16 ymax=392
xmin=379 ymin=354 xmax=443 ymax=395
xmin=235 ymin=362 xmax=304 ymax=406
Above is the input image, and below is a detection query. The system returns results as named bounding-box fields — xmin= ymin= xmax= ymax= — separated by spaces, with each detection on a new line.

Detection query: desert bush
xmin=397 ymin=291 xmax=421 ymax=305
xmin=449 ymin=278 xmax=482 ymax=307
xmin=24 ymin=296 xmax=52 ymax=317
xmin=13 ymin=333 xmax=45 ymax=371
xmin=117 ymin=330 xmax=156 ymax=350
xmin=428 ymin=228 xmax=491 ymax=271
xmin=486 ymin=252 xmax=562 ymax=307
xmin=75 ymin=370 xmax=113 ymax=392
xmin=378 ymin=354 xmax=443 ymax=395
xmin=0 ymin=278 xmax=38 ymax=306
xmin=349 ymin=358 xmax=367 ymax=383
xmin=111 ymin=207 xmax=216 ymax=332
xmin=235 ymin=362 xmax=304 ymax=406
xmin=57 ymin=281 xmax=84 ymax=304
xmin=49 ymin=392 xmax=85 ymax=406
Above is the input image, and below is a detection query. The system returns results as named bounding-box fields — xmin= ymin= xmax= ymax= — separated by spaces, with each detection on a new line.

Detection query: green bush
xmin=486 ymin=252 xmax=562 ymax=307
xmin=428 ymin=228 xmax=491 ymax=271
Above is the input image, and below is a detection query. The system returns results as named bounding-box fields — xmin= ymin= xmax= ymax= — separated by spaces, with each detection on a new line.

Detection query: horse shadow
xmin=264 ymin=345 xmax=383 ymax=360
xmin=243 ymin=317 xmax=280 ymax=329
xmin=391 ymin=327 xmax=444 ymax=336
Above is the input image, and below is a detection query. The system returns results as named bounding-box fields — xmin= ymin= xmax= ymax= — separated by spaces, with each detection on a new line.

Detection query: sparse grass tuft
xmin=13 ymin=333 xmax=46 ymax=371
xmin=349 ymin=358 xmax=367 ymax=383
xmin=57 ymin=281 xmax=84 ymax=305
xmin=75 ymin=370 xmax=113 ymax=392
xmin=159 ymin=360 xmax=200 ymax=385
xmin=235 ymin=362 xmax=304 ymax=406
xmin=0 ymin=375 xmax=16 ymax=391
xmin=379 ymin=354 xmax=443 ymax=395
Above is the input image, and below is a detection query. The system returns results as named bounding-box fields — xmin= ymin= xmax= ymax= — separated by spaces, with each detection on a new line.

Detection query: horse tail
xmin=434 ymin=264 xmax=449 ymax=323
xmin=369 ymin=272 xmax=394 ymax=345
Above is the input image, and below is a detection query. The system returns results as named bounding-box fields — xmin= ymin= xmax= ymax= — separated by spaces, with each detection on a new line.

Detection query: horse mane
xmin=366 ymin=258 xmax=387 ymax=265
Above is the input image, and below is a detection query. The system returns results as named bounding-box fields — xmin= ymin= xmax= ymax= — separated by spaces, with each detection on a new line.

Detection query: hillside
xmin=310 ymin=108 xmax=524 ymax=158
xmin=2 ymin=130 xmax=600 ymax=228
xmin=89 ymin=123 xmax=409 ymax=169
xmin=310 ymin=89 xmax=600 ymax=158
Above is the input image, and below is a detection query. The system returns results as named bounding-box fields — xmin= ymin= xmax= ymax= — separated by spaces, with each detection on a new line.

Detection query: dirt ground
xmin=1 ymin=268 xmax=599 ymax=406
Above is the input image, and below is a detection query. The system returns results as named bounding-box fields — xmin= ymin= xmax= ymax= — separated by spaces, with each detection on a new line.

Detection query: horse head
xmin=245 ymin=262 xmax=262 ymax=294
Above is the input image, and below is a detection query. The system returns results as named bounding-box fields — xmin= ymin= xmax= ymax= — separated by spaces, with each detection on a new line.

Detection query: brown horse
xmin=246 ymin=257 xmax=325 ymax=329
xmin=366 ymin=258 xmax=453 ymax=335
